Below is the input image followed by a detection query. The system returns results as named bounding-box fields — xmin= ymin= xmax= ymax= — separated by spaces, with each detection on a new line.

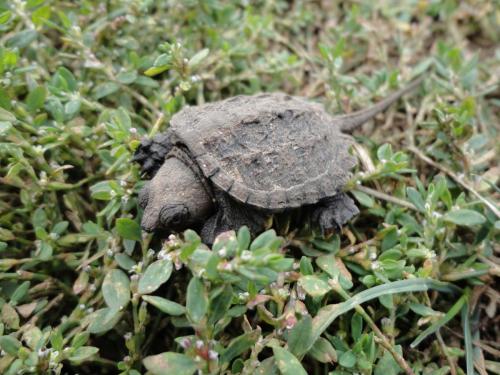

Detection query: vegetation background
xmin=0 ymin=1 xmax=498 ymax=374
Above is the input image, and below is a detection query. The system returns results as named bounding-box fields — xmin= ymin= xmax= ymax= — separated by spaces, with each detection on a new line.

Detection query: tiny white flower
xmin=179 ymin=337 xmax=191 ymax=349
xmin=208 ymin=350 xmax=218 ymax=360
xmin=278 ymin=288 xmax=289 ymax=298
xmin=427 ymin=250 xmax=437 ymax=260
xmin=240 ymin=250 xmax=252 ymax=261
xmin=217 ymin=247 xmax=227 ymax=257
xmin=238 ymin=292 xmax=249 ymax=301
xmin=175 ymin=259 xmax=183 ymax=270
xmin=222 ymin=262 xmax=233 ymax=272
xmin=431 ymin=211 xmax=442 ymax=219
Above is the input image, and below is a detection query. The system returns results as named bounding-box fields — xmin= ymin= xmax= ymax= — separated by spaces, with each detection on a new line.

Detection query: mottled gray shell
xmin=170 ymin=93 xmax=356 ymax=210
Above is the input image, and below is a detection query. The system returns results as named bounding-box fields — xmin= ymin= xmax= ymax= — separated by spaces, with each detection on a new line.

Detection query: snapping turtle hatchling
xmin=133 ymin=77 xmax=422 ymax=243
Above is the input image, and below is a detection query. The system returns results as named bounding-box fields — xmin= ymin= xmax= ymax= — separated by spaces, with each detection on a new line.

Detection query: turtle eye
xmin=170 ymin=211 xmax=187 ymax=225
xmin=159 ymin=204 xmax=189 ymax=228
xmin=138 ymin=183 xmax=150 ymax=209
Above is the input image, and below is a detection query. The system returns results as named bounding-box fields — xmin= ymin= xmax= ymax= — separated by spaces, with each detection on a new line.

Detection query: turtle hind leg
xmin=200 ymin=192 xmax=267 ymax=245
xmin=313 ymin=193 xmax=359 ymax=235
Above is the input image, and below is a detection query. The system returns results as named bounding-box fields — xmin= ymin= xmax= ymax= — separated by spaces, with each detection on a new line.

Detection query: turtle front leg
xmin=312 ymin=193 xmax=359 ymax=235
xmin=200 ymin=192 xmax=267 ymax=244
xmin=200 ymin=211 xmax=224 ymax=244
xmin=133 ymin=131 xmax=175 ymax=178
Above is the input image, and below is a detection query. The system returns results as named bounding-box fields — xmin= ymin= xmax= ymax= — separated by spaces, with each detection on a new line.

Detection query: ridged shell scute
xmin=171 ymin=93 xmax=356 ymax=210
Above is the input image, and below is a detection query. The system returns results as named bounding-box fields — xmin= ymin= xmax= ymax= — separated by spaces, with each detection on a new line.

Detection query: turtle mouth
xmin=141 ymin=210 xmax=160 ymax=232
xmin=138 ymin=183 xmax=150 ymax=209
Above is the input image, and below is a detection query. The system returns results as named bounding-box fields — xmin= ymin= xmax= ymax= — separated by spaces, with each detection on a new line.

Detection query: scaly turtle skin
xmin=133 ymin=78 xmax=422 ymax=243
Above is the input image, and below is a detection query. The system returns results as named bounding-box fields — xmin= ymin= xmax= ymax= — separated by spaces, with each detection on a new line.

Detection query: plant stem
xmin=335 ymin=287 xmax=416 ymax=375
xmin=408 ymin=146 xmax=500 ymax=218
xmin=436 ymin=330 xmax=457 ymax=375
xmin=354 ymin=185 xmax=418 ymax=211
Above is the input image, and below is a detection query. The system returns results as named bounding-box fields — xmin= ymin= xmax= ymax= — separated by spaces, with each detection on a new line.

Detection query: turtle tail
xmin=334 ymin=75 xmax=424 ymax=133
xmin=132 ymin=131 xmax=174 ymax=177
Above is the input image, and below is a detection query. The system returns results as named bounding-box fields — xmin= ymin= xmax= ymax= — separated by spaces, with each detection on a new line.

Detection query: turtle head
xmin=139 ymin=156 xmax=213 ymax=233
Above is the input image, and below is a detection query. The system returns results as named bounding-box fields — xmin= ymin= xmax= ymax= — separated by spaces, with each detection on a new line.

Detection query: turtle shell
xmin=170 ymin=93 xmax=356 ymax=210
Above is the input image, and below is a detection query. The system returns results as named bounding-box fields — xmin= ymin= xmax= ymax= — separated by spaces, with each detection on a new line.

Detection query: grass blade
xmin=410 ymin=291 xmax=468 ymax=348
xmin=462 ymin=300 xmax=474 ymax=375
xmin=311 ymin=278 xmax=460 ymax=353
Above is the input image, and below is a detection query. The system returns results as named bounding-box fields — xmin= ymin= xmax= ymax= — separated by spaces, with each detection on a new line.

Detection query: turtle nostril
xmin=141 ymin=208 xmax=159 ymax=232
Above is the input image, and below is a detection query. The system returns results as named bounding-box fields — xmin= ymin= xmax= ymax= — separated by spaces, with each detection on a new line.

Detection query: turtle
xmin=133 ymin=77 xmax=422 ymax=243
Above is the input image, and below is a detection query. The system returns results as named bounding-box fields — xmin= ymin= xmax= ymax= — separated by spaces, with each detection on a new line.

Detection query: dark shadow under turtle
xmin=133 ymin=78 xmax=423 ymax=243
